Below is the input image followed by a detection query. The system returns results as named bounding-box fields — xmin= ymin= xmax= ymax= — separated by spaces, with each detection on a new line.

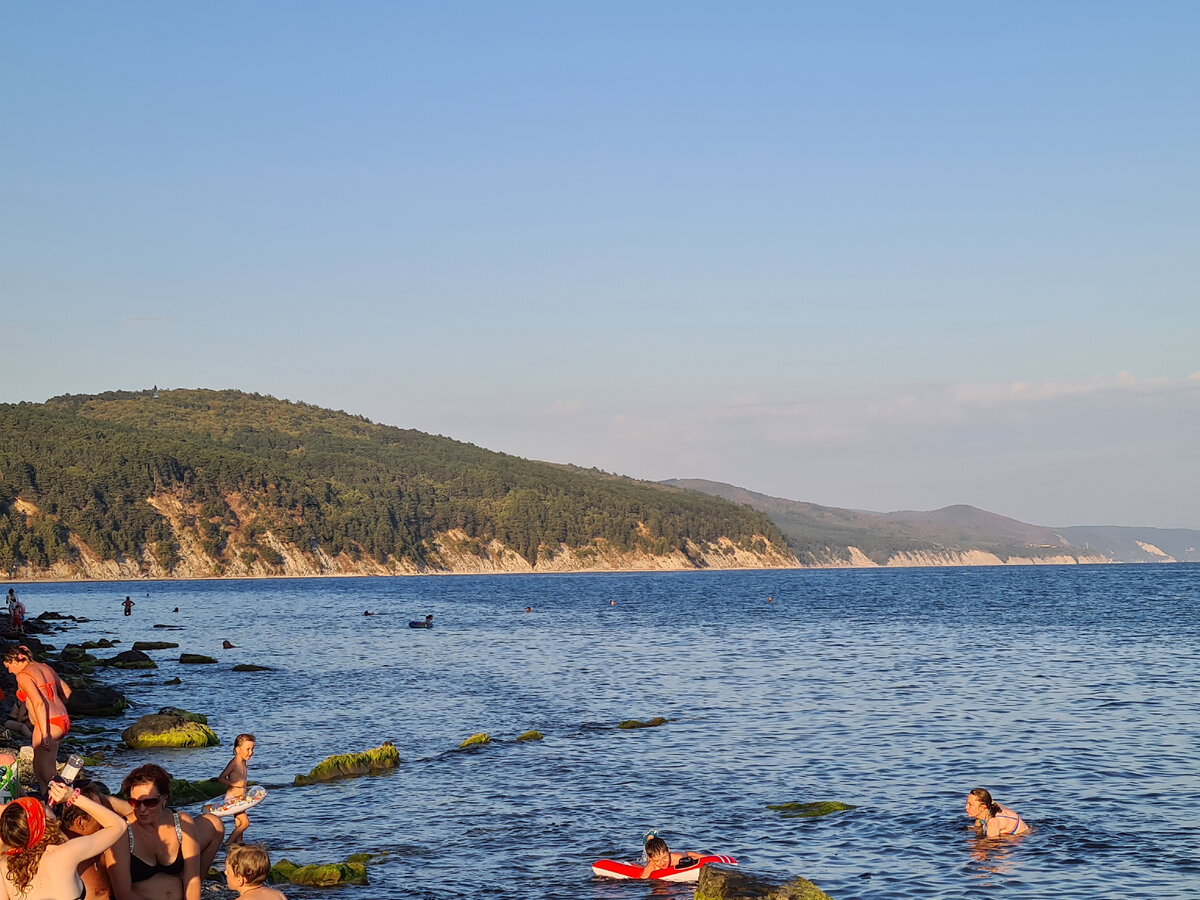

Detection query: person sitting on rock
xmin=1 ymin=782 xmax=126 ymax=900
xmin=61 ymin=781 xmax=120 ymax=900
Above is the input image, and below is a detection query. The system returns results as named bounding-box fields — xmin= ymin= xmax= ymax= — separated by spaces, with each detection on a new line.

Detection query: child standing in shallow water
xmin=216 ymin=733 xmax=256 ymax=845
xmin=225 ymin=843 xmax=287 ymax=899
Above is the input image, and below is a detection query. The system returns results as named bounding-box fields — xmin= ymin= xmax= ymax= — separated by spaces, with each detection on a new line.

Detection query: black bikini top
xmin=128 ymin=810 xmax=184 ymax=883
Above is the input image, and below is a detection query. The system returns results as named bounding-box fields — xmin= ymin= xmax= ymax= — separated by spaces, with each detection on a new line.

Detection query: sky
xmin=3 ymin=2 xmax=1198 ymax=529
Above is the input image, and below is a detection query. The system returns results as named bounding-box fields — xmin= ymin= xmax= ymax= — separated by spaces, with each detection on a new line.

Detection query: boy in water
xmin=639 ymin=835 xmax=702 ymax=878
xmin=216 ymin=733 xmax=256 ymax=845
xmin=225 ymin=843 xmax=287 ymax=900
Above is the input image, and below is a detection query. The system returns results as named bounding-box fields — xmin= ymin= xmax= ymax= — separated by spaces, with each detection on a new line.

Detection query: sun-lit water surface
xmin=23 ymin=565 xmax=1200 ymax=899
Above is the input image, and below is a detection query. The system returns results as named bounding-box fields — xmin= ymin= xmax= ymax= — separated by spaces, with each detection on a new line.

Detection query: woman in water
xmin=0 ymin=781 xmax=127 ymax=900
xmin=2 ymin=645 xmax=72 ymax=793
xmin=103 ymin=764 xmax=223 ymax=900
xmin=965 ymin=788 xmax=1030 ymax=837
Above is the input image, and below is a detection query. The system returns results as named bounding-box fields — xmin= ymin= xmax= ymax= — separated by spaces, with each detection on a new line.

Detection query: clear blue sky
xmin=3 ymin=2 xmax=1198 ymax=528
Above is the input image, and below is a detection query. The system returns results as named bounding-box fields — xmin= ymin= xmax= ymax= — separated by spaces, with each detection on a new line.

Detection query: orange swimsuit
xmin=16 ymin=681 xmax=70 ymax=734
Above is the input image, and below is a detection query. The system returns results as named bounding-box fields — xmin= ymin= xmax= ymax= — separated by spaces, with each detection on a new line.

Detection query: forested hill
xmin=0 ymin=390 xmax=794 ymax=580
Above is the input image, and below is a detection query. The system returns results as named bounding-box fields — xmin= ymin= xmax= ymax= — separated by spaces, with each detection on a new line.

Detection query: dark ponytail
xmin=969 ymin=788 xmax=1001 ymax=817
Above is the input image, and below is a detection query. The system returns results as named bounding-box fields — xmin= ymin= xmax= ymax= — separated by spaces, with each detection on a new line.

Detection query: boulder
xmin=232 ymin=664 xmax=272 ymax=672
xmin=168 ymin=778 xmax=227 ymax=805
xmin=66 ymin=685 xmax=128 ymax=717
xmin=163 ymin=677 xmax=182 ymax=685
xmin=293 ymin=743 xmax=400 ymax=786
xmin=516 ymin=730 xmax=543 ymax=742
xmin=60 ymin=645 xmax=98 ymax=664
xmin=618 ymin=717 xmax=668 ymax=729
xmin=767 ymin=801 xmax=856 ymax=819
xmin=98 ymin=650 xmax=157 ymax=670
xmin=696 ymin=866 xmax=835 ymax=900
xmin=179 ymin=654 xmax=217 ymax=664
xmin=458 ymin=733 xmax=489 ymax=749
xmin=132 ymin=641 xmax=180 ymax=651
xmin=269 ymin=858 xmax=368 ymax=887
xmin=157 ymin=707 xmax=208 ymax=724
xmin=35 ymin=611 xmax=75 ymax=620
xmin=122 ymin=714 xmax=220 ymax=749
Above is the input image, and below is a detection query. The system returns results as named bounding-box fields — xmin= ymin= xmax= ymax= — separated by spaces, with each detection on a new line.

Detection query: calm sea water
xmin=19 ymin=565 xmax=1200 ymax=899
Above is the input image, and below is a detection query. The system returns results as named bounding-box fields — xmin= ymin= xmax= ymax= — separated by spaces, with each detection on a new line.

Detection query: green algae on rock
xmin=516 ymin=730 xmax=543 ymax=742
xmin=696 ymin=865 xmax=835 ymax=900
xmin=98 ymin=650 xmax=157 ymax=670
xmin=618 ymin=717 xmax=668 ymax=729
xmin=458 ymin=733 xmax=490 ymax=749
xmin=269 ymin=858 xmax=368 ymax=886
xmin=293 ymin=742 xmax=400 ymax=786
xmin=158 ymin=707 xmax=208 ymax=724
xmin=179 ymin=653 xmax=217 ymax=664
xmin=122 ymin=713 xmax=220 ymax=749
xmin=766 ymin=801 xmax=856 ymax=818
xmin=168 ymin=778 xmax=227 ymax=805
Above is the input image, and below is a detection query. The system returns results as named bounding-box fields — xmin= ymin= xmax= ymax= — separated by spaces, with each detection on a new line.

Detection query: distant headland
xmin=0 ymin=389 xmax=1194 ymax=583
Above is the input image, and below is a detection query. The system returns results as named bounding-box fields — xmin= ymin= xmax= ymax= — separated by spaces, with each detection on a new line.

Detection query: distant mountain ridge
xmin=664 ymin=479 xmax=1200 ymax=566
xmin=0 ymin=390 xmax=793 ymax=580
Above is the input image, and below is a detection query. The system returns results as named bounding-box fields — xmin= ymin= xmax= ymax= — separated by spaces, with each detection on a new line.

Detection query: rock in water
xmin=66 ymin=685 xmax=128 ymax=717
xmin=292 ymin=743 xmax=400 ymax=786
xmin=122 ymin=714 xmax=220 ymax=748
xmin=179 ymin=653 xmax=217 ymax=664
xmin=696 ymin=866 xmax=836 ymax=900
xmin=98 ymin=650 xmax=157 ymax=669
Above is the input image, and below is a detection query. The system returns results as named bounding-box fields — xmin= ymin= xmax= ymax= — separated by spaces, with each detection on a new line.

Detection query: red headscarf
xmin=5 ymin=797 xmax=45 ymax=854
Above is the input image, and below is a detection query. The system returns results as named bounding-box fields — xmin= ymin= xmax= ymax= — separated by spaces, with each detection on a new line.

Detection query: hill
xmin=0 ymin=390 xmax=794 ymax=580
xmin=664 ymin=479 xmax=1200 ymax=565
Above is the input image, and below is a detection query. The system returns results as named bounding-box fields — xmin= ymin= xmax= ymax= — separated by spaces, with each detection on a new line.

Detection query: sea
xmin=17 ymin=564 xmax=1200 ymax=899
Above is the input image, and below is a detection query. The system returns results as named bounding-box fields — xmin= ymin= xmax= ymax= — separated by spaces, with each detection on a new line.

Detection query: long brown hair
xmin=1 ymin=800 xmax=66 ymax=893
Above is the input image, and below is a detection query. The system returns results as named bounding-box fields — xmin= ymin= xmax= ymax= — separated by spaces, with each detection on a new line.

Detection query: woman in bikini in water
xmin=103 ymin=764 xmax=224 ymax=900
xmin=0 ymin=781 xmax=127 ymax=900
xmin=965 ymin=788 xmax=1030 ymax=838
xmin=3 ymin=645 xmax=72 ymax=793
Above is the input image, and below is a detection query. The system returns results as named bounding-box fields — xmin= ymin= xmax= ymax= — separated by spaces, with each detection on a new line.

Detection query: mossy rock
xmin=268 ymin=858 xmax=367 ymax=886
xmin=158 ymin=707 xmax=208 ymax=724
xmin=293 ymin=742 xmax=400 ymax=786
xmin=122 ymin=714 xmax=220 ymax=749
xmin=696 ymin=866 xmax=834 ymax=900
xmin=618 ymin=717 xmax=668 ymax=729
xmin=66 ymin=685 xmax=129 ymax=717
xmin=458 ymin=733 xmax=490 ymax=749
xmin=516 ymin=730 xmax=543 ymax=742
xmin=60 ymin=645 xmax=98 ymax=664
xmin=168 ymin=778 xmax=227 ymax=805
xmin=179 ymin=653 xmax=217 ymax=664
xmin=80 ymin=639 xmax=117 ymax=650
xmin=98 ymin=650 xmax=157 ymax=670
xmin=163 ymin=677 xmax=182 ymax=685
xmin=232 ymin=664 xmax=272 ymax=672
xmin=132 ymin=641 xmax=180 ymax=651
xmin=766 ymin=801 xmax=857 ymax=818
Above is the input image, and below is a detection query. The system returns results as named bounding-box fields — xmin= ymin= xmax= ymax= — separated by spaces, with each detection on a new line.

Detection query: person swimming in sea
xmin=639 ymin=833 xmax=704 ymax=877
xmin=965 ymin=788 xmax=1030 ymax=837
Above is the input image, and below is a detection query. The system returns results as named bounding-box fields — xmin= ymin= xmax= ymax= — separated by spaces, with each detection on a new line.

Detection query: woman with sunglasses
xmin=0 ymin=780 xmax=126 ymax=900
xmin=104 ymin=765 xmax=221 ymax=900
xmin=2 ymin=644 xmax=72 ymax=794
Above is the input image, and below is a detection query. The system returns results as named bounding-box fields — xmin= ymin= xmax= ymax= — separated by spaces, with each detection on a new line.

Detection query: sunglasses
xmin=130 ymin=796 xmax=163 ymax=809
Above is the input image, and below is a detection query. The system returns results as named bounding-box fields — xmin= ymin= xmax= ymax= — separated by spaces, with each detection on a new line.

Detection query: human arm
xmin=179 ymin=812 xmax=202 ymax=900
xmin=215 ymin=758 xmax=236 ymax=787
xmin=101 ymin=822 xmax=134 ymax=900
xmin=48 ymin=783 xmax=126 ymax=862
xmin=56 ymin=673 xmax=71 ymax=702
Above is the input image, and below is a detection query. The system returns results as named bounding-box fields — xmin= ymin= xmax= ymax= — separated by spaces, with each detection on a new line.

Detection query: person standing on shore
xmin=2 ymin=645 xmax=71 ymax=794
xmin=214 ymin=734 xmax=256 ymax=846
